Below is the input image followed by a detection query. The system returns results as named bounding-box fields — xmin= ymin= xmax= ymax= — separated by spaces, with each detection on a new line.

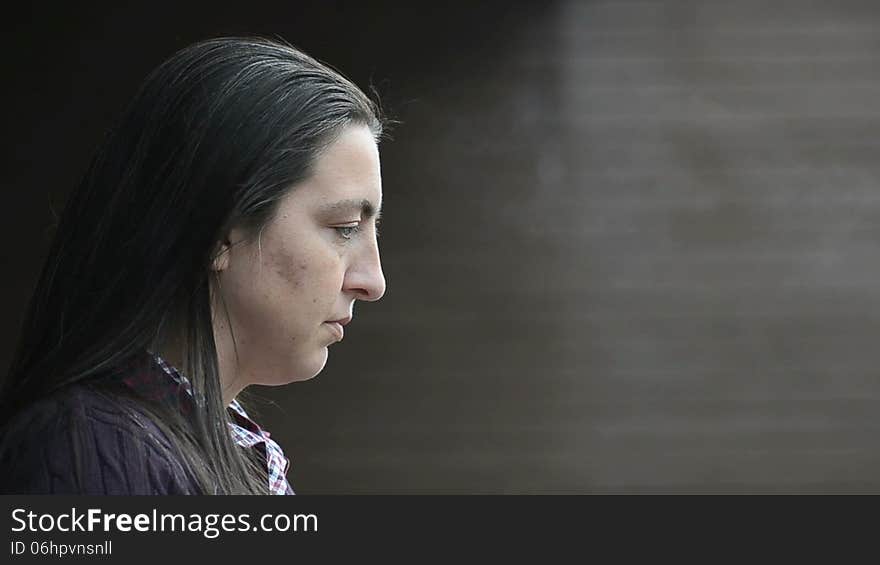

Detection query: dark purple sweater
xmin=0 ymin=384 xmax=200 ymax=494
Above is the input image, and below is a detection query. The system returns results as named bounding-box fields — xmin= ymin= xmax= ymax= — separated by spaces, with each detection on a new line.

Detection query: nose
xmin=343 ymin=238 xmax=386 ymax=302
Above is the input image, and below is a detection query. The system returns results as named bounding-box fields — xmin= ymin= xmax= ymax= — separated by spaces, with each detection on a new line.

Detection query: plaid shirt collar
xmin=119 ymin=351 xmax=294 ymax=495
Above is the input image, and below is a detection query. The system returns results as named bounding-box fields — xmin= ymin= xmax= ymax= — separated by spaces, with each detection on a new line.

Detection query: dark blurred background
xmin=4 ymin=0 xmax=880 ymax=493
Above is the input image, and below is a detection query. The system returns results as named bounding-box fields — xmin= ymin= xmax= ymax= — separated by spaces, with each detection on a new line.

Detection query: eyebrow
xmin=319 ymin=198 xmax=382 ymax=222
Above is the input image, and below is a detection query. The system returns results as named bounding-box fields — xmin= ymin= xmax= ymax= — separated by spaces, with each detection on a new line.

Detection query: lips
xmin=324 ymin=315 xmax=351 ymax=342
xmin=325 ymin=322 xmax=344 ymax=341
xmin=325 ymin=316 xmax=350 ymax=341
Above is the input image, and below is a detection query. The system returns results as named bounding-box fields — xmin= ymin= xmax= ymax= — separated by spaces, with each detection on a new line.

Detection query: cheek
xmin=267 ymin=246 xmax=344 ymax=309
xmin=273 ymin=258 xmax=307 ymax=291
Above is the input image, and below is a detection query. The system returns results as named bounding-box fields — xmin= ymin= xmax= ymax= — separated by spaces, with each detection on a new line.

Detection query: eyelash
xmin=334 ymin=221 xmax=381 ymax=241
xmin=335 ymin=225 xmax=360 ymax=240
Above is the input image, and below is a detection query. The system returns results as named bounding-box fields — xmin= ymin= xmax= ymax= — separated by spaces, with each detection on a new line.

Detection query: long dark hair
xmin=0 ymin=36 xmax=385 ymax=494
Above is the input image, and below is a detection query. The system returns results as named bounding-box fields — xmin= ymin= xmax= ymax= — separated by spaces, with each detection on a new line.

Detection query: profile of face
xmin=211 ymin=125 xmax=386 ymax=394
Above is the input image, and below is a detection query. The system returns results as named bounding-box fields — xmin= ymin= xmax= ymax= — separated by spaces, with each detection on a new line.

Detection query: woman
xmin=0 ymin=36 xmax=387 ymax=494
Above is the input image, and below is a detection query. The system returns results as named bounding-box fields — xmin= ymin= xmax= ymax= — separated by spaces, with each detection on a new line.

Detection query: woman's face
xmin=213 ymin=124 xmax=385 ymax=394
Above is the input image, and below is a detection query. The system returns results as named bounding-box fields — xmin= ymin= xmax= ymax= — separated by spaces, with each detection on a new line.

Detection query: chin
xmin=256 ymin=347 xmax=328 ymax=386
xmin=294 ymin=347 xmax=329 ymax=382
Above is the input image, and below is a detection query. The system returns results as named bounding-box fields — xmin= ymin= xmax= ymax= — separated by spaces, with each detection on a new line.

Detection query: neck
xmin=157 ymin=320 xmax=246 ymax=407
xmin=212 ymin=314 xmax=247 ymax=406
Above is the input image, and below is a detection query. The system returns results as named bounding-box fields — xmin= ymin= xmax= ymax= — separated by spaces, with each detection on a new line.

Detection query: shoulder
xmin=0 ymin=382 xmax=200 ymax=495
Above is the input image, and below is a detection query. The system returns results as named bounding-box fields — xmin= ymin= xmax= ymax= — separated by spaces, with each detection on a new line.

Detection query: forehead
xmin=298 ymin=125 xmax=382 ymax=207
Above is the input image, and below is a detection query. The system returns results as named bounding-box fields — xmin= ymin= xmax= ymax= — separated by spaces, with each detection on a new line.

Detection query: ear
xmin=211 ymin=237 xmax=232 ymax=272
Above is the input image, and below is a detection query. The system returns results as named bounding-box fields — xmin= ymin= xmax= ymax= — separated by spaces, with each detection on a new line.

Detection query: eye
xmin=334 ymin=225 xmax=360 ymax=240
